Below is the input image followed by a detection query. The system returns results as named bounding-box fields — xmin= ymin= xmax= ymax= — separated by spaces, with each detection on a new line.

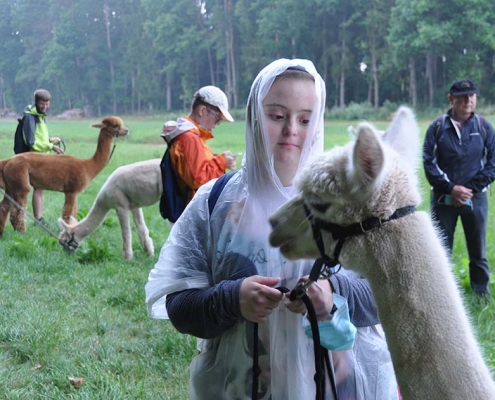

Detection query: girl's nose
xmin=283 ymin=117 xmax=297 ymax=136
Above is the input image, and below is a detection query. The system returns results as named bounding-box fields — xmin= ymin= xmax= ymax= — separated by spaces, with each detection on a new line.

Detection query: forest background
xmin=1 ymin=0 xmax=495 ymax=119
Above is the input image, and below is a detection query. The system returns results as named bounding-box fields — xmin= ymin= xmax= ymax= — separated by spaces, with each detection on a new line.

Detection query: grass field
xmin=0 ymin=114 xmax=493 ymax=399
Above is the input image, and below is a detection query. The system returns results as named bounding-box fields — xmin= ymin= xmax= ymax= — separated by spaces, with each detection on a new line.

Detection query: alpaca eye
xmin=311 ymin=203 xmax=329 ymax=214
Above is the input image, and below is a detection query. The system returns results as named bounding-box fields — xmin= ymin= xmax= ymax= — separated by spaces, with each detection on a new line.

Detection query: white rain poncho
xmin=146 ymin=59 xmax=398 ymax=400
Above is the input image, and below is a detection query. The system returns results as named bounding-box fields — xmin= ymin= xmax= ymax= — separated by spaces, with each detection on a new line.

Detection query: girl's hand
xmin=285 ymin=276 xmax=334 ymax=320
xmin=240 ymin=275 xmax=283 ymax=323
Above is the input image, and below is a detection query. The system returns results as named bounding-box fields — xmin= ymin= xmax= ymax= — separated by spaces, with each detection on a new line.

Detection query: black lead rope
xmin=251 ymin=322 xmax=260 ymax=400
xmin=251 ymin=257 xmax=338 ymax=400
xmin=301 ymin=291 xmax=330 ymax=400
xmin=109 ymin=143 xmax=116 ymax=161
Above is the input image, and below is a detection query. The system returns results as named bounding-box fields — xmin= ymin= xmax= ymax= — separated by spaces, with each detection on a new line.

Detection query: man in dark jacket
xmin=423 ymin=79 xmax=495 ymax=301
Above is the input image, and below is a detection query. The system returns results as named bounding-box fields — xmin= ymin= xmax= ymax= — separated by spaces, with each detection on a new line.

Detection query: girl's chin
xmin=274 ymin=152 xmax=301 ymax=169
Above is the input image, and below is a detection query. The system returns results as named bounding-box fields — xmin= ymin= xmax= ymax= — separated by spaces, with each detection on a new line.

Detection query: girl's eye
xmin=300 ymin=118 xmax=310 ymax=126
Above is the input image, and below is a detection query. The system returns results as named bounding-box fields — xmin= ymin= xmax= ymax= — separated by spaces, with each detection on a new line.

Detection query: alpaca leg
xmin=131 ymin=208 xmax=154 ymax=256
xmin=116 ymin=207 xmax=133 ymax=260
xmin=0 ymin=197 xmax=13 ymax=236
xmin=9 ymin=191 xmax=29 ymax=233
xmin=62 ymin=193 xmax=78 ymax=222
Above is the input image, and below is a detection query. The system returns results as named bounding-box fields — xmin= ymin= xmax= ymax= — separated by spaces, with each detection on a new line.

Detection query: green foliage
xmin=76 ymin=239 xmax=115 ymax=264
xmin=328 ymin=100 xmax=402 ymax=121
xmin=2 ymin=0 xmax=495 ymax=115
xmin=7 ymin=236 xmax=36 ymax=259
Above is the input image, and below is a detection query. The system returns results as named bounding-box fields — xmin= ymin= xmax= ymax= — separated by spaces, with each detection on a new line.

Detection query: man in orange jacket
xmin=161 ymin=86 xmax=237 ymax=203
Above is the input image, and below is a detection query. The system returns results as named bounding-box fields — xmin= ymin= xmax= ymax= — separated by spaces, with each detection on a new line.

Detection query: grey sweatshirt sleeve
xmin=166 ymin=279 xmax=244 ymax=339
xmin=329 ymin=274 xmax=379 ymax=327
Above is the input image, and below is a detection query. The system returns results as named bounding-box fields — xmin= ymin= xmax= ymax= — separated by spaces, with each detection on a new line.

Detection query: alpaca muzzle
xmin=59 ymin=235 xmax=79 ymax=252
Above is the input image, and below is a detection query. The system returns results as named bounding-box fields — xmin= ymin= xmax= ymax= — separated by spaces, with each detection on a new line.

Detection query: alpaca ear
xmin=351 ymin=124 xmax=385 ymax=190
xmin=382 ymin=106 xmax=419 ymax=170
xmin=58 ymin=217 xmax=70 ymax=230
xmin=91 ymin=122 xmax=104 ymax=129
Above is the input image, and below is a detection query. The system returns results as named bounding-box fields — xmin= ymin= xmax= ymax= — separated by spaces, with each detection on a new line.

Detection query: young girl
xmin=146 ymin=59 xmax=399 ymax=400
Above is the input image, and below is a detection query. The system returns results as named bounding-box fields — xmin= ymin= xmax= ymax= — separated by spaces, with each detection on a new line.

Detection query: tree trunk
xmin=131 ymin=75 xmax=135 ymax=114
xmin=425 ymin=54 xmax=435 ymax=106
xmin=166 ymin=70 xmax=172 ymax=112
xmin=339 ymin=38 xmax=346 ymax=108
xmin=371 ymin=41 xmax=379 ymax=109
xmin=409 ymin=57 xmax=417 ymax=107
xmin=223 ymin=0 xmax=237 ymax=108
xmin=229 ymin=37 xmax=238 ymax=108
xmin=207 ymin=46 xmax=215 ymax=85
xmin=137 ymin=66 xmax=142 ymax=114
xmin=103 ymin=0 xmax=117 ymax=115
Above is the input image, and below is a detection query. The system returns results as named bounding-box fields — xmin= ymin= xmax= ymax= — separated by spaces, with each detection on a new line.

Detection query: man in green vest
xmin=22 ymin=89 xmax=64 ymax=224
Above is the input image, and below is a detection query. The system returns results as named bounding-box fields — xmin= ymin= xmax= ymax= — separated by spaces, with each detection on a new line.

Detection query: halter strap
xmin=305 ymin=204 xmax=416 ymax=264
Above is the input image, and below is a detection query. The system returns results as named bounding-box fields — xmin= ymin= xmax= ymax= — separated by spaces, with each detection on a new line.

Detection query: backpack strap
xmin=475 ymin=114 xmax=487 ymax=142
xmin=208 ymin=171 xmax=238 ymax=216
xmin=434 ymin=114 xmax=449 ymax=142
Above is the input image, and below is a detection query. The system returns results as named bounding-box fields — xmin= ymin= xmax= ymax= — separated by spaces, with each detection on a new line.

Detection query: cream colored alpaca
xmin=58 ymin=159 xmax=162 ymax=260
xmin=269 ymin=107 xmax=495 ymax=400
xmin=0 ymin=116 xmax=129 ymax=235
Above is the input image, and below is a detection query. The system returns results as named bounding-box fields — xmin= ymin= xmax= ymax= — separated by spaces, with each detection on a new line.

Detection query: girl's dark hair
xmin=275 ymin=68 xmax=315 ymax=83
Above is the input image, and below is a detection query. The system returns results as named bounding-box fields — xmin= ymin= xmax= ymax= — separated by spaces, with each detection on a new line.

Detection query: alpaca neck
xmin=87 ymin=131 xmax=114 ymax=177
xmin=339 ymin=213 xmax=495 ymax=398
xmin=74 ymin=201 xmax=111 ymax=240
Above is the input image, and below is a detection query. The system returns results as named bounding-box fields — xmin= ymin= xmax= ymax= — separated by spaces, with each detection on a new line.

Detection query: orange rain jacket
xmin=162 ymin=116 xmax=227 ymax=202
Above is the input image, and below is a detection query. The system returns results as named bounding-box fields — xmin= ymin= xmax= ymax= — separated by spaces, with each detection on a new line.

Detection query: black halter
xmin=304 ymin=204 xmax=417 ymax=266
xmin=59 ymin=234 xmax=79 ymax=252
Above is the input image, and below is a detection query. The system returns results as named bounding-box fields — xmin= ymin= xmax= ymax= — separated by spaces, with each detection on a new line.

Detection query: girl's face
xmin=262 ymin=77 xmax=317 ymax=185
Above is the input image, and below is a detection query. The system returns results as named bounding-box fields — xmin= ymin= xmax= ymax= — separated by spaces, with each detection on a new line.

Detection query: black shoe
xmin=36 ymin=217 xmax=48 ymax=227
xmin=475 ymin=291 xmax=490 ymax=304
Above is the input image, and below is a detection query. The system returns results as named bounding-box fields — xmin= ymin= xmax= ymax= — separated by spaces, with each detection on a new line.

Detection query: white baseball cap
xmin=195 ymin=86 xmax=234 ymax=122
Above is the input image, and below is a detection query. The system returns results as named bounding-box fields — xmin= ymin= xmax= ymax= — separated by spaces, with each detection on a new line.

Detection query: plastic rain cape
xmin=146 ymin=59 xmax=398 ymax=400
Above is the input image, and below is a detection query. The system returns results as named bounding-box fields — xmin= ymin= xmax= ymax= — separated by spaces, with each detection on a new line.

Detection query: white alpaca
xmin=269 ymin=107 xmax=495 ymax=400
xmin=58 ymin=159 xmax=162 ymax=260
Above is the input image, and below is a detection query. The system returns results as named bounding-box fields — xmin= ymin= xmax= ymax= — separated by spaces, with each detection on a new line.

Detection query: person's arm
xmin=422 ymin=120 xmax=454 ymax=194
xmin=166 ymin=280 xmax=244 ymax=339
xmin=173 ymin=133 xmax=227 ymax=190
xmin=329 ymin=274 xmax=379 ymax=327
xmin=465 ymin=120 xmax=495 ymax=192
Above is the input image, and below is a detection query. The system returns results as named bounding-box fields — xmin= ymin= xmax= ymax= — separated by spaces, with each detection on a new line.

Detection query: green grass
xmin=0 ymin=114 xmax=494 ymax=398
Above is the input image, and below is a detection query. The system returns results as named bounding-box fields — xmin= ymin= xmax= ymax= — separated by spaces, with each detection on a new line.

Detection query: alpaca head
xmin=58 ymin=216 xmax=80 ymax=253
xmin=91 ymin=116 xmax=130 ymax=138
xmin=269 ymin=106 xmax=421 ymax=260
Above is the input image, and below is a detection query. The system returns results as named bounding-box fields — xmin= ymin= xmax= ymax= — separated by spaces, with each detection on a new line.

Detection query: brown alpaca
xmin=0 ymin=116 xmax=129 ymax=235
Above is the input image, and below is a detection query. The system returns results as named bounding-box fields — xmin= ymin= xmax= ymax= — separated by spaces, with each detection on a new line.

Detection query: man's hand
xmin=450 ymin=185 xmax=473 ymax=207
xmin=222 ymin=150 xmax=237 ymax=170
xmin=49 ymin=137 xmax=61 ymax=145
xmin=53 ymin=145 xmax=64 ymax=154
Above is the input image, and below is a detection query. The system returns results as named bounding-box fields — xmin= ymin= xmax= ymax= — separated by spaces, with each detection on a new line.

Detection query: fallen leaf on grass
xmin=68 ymin=377 xmax=84 ymax=387
xmin=30 ymin=364 xmax=42 ymax=371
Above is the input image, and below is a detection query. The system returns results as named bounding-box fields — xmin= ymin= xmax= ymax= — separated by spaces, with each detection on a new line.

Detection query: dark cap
xmin=449 ymin=79 xmax=479 ymax=96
